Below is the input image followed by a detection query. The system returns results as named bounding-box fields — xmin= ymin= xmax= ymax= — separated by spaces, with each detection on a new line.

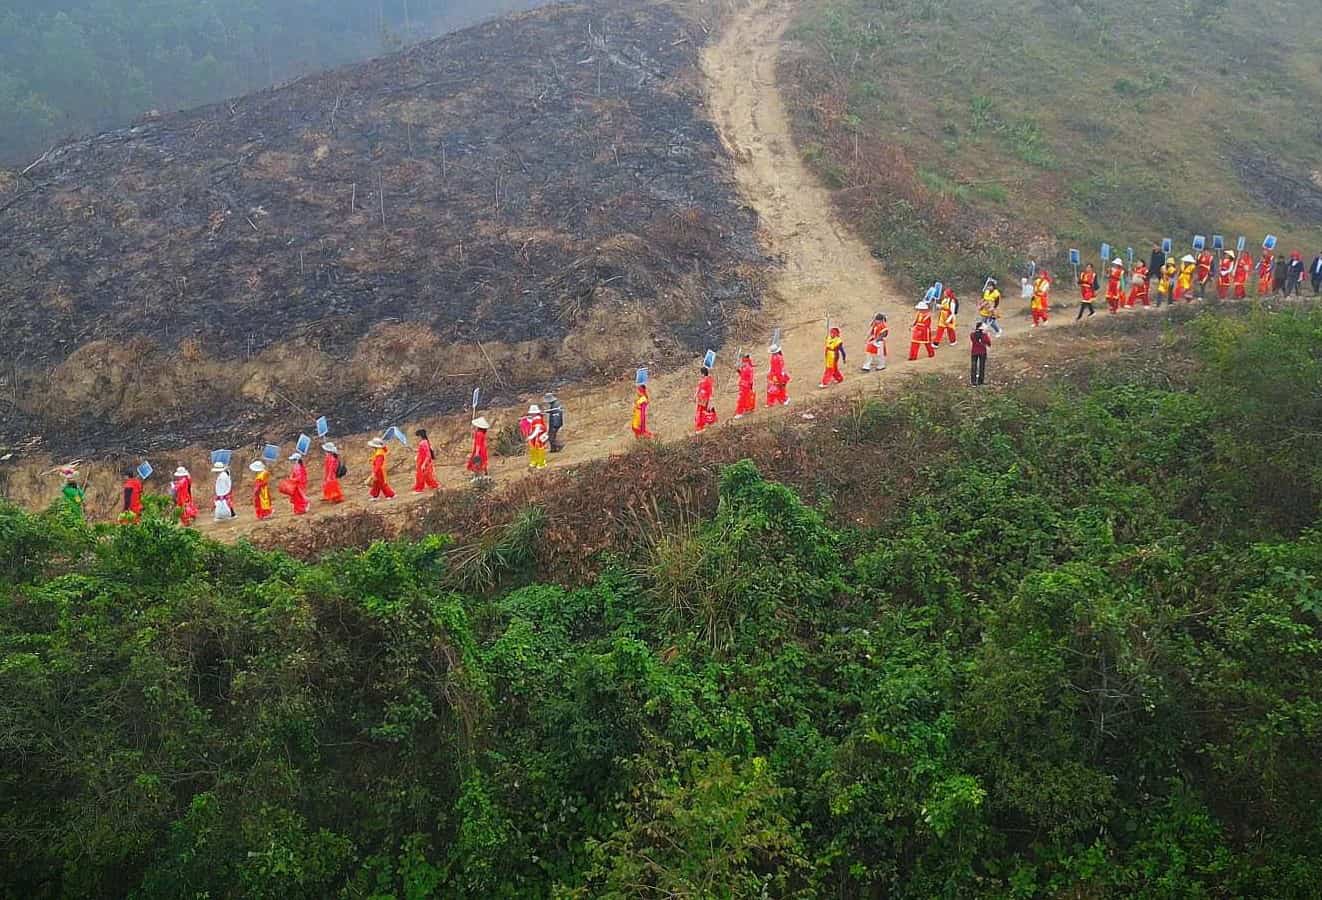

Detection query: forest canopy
xmin=0 ymin=0 xmax=547 ymax=163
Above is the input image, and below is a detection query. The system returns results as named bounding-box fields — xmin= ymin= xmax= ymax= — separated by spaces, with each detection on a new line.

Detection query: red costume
xmin=864 ymin=317 xmax=889 ymax=369
xmin=820 ymin=328 xmax=845 ymax=386
xmin=413 ymin=438 xmax=439 ymax=492
xmin=935 ymin=300 xmax=957 ymax=345
xmin=172 ymin=474 xmax=197 ymax=526
xmin=466 ymin=426 xmax=490 ymax=476
xmin=909 ymin=307 xmax=935 ymax=359
xmin=370 ymin=445 xmax=395 ymax=499
xmin=323 ymin=452 xmax=345 ymax=503
xmin=767 ymin=351 xmax=790 ymax=406
xmin=1195 ymin=250 xmax=1214 ymax=292
xmin=121 ymin=476 xmax=143 ymax=524
xmin=1234 ymin=252 xmax=1252 ymax=299
xmin=1078 ymin=267 xmax=1098 ymax=302
xmin=1105 ymin=263 xmax=1125 ymax=313
xmin=694 ymin=373 xmax=717 ymax=432
xmin=1129 ymin=263 xmax=1149 ymax=307
xmin=289 ymin=460 xmax=310 ymax=515
xmin=735 ymin=357 xmax=756 ymax=417
xmin=1257 ymin=252 xmax=1275 ymax=295
xmin=1217 ymin=255 xmax=1234 ymax=299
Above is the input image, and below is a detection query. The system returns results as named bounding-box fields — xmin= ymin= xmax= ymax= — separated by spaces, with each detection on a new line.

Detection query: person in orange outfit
xmin=820 ymin=327 xmax=846 ymax=387
xmin=935 ymin=296 xmax=958 ymax=344
xmin=1257 ymin=249 xmax=1275 ymax=295
xmin=694 ymin=366 xmax=717 ymax=431
xmin=412 ymin=428 xmax=439 ymax=493
xmin=466 ymin=418 xmax=490 ymax=477
xmin=910 ymin=301 xmax=936 ymax=358
xmin=121 ymin=468 xmax=144 ymax=524
xmin=862 ymin=313 xmax=889 ymax=371
xmin=1105 ymin=258 xmax=1126 ymax=314
xmin=1233 ymin=250 xmax=1252 ymax=299
xmin=1216 ymin=251 xmax=1234 ymax=300
xmin=1031 ymin=272 xmax=1052 ymax=326
xmin=1076 ymin=263 xmax=1098 ymax=319
xmin=171 ymin=466 xmax=198 ymax=526
xmin=1175 ymin=255 xmax=1196 ymax=301
xmin=1195 ymin=248 xmax=1215 ymax=299
xmin=249 ymin=460 xmax=274 ymax=520
xmin=767 ymin=344 xmax=790 ymax=406
xmin=632 ymin=384 xmax=654 ymax=439
xmin=1129 ymin=261 xmax=1149 ymax=308
xmin=322 ymin=442 xmax=345 ymax=504
xmin=368 ymin=438 xmax=395 ymax=500
xmin=286 ymin=452 xmax=310 ymax=515
xmin=734 ymin=353 xmax=756 ymax=418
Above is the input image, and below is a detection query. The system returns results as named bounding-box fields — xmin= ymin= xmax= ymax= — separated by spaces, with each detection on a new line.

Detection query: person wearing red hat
xmin=819 ymin=327 xmax=846 ymax=387
xmin=934 ymin=294 xmax=958 ymax=345
xmin=734 ymin=354 xmax=756 ymax=418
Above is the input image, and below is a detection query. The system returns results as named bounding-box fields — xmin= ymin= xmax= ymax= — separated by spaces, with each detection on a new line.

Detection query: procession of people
xmin=50 ymin=235 xmax=1317 ymax=528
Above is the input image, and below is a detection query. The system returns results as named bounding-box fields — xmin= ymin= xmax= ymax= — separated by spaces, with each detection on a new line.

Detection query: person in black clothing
xmin=970 ymin=322 xmax=991 ymax=386
xmin=1285 ymin=252 xmax=1306 ymax=298
xmin=543 ymin=393 xmax=565 ymax=452
xmin=1310 ymin=253 xmax=1322 ymax=294
xmin=1273 ymin=255 xmax=1290 ymax=296
xmin=1148 ymin=243 xmax=1166 ymax=287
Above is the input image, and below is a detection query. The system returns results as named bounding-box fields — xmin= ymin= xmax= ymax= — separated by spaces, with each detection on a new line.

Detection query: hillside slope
xmin=781 ymin=0 xmax=1322 ymax=290
xmin=0 ymin=0 xmax=765 ymax=459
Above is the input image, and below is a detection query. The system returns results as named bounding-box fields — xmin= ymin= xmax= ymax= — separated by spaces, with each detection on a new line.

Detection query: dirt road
xmin=166 ymin=0 xmax=1113 ymax=541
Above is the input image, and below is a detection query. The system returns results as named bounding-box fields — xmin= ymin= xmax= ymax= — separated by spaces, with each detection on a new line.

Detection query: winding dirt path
xmin=143 ymin=0 xmax=1103 ymax=540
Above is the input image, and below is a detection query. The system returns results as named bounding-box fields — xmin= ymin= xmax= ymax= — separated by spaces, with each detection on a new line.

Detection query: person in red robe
xmin=368 ymin=438 xmax=395 ymax=500
xmin=631 ymin=385 xmax=653 ymax=439
xmin=250 ymin=461 xmax=274 ymax=519
xmin=863 ymin=313 xmax=889 ymax=371
xmin=734 ymin=354 xmax=756 ymax=418
xmin=1128 ymin=261 xmax=1149 ymax=308
xmin=1216 ymin=251 xmax=1234 ymax=300
xmin=909 ymin=302 xmax=936 ymax=359
xmin=413 ymin=428 xmax=439 ymax=493
xmin=820 ymin=327 xmax=846 ymax=386
xmin=466 ymin=418 xmax=491 ymax=477
xmin=1076 ymin=263 xmax=1099 ymax=318
xmin=322 ymin=443 xmax=345 ymax=504
xmin=1257 ymin=251 xmax=1275 ymax=295
xmin=287 ymin=453 xmax=310 ymax=515
xmin=171 ymin=466 xmax=198 ymax=526
xmin=1234 ymin=251 xmax=1252 ymax=299
xmin=766 ymin=344 xmax=790 ymax=406
xmin=1105 ymin=259 xmax=1125 ymax=314
xmin=120 ymin=469 xmax=144 ymax=524
xmin=694 ymin=366 xmax=717 ymax=432
xmin=1195 ymin=249 xmax=1215 ymax=298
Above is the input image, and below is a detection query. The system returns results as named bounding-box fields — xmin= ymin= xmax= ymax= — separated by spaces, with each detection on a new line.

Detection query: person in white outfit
xmin=212 ymin=461 xmax=237 ymax=521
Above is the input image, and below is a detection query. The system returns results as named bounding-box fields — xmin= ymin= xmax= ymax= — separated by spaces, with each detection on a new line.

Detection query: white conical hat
xmin=322 ymin=442 xmax=339 ymax=454
xmin=1111 ymin=258 xmax=1123 ymax=266
xmin=288 ymin=452 xmax=303 ymax=462
xmin=915 ymin=301 xmax=930 ymax=310
xmin=173 ymin=466 xmax=190 ymax=478
xmin=528 ymin=404 xmax=541 ymax=415
xmin=472 ymin=417 xmax=491 ymax=430
xmin=248 ymin=460 xmax=266 ymax=473
xmin=210 ymin=461 xmax=228 ymax=473
xmin=368 ymin=438 xmax=386 ymax=449
xmin=1182 ymin=254 xmax=1195 ymax=263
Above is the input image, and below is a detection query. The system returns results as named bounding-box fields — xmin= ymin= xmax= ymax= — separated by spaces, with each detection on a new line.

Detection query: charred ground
xmin=0 ymin=0 xmax=765 ymax=459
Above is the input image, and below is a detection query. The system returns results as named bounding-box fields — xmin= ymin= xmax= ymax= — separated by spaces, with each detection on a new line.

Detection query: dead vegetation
xmin=0 ymin=0 xmax=766 ymax=461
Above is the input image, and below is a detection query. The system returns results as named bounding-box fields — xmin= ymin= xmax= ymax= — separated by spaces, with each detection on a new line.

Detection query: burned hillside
xmin=0 ymin=0 xmax=765 ymax=458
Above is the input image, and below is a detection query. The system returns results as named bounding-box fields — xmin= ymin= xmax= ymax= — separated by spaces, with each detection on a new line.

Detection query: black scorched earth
xmin=0 ymin=0 xmax=765 ymax=459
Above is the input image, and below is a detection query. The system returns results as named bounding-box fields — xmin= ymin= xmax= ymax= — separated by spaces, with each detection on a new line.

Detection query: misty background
xmin=0 ymin=0 xmax=552 ymax=164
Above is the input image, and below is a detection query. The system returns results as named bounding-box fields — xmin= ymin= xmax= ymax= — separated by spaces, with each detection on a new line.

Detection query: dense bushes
xmin=2 ymin=310 xmax=1320 ymax=897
